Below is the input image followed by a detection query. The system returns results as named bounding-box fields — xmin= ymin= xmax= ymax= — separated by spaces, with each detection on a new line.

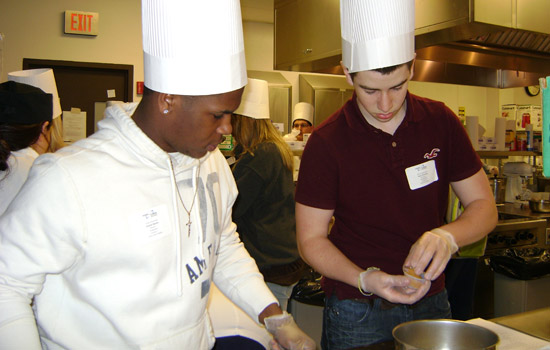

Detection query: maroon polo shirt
xmin=295 ymin=92 xmax=482 ymax=300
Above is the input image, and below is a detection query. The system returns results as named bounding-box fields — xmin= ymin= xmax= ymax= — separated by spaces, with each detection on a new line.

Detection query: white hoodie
xmin=0 ymin=103 xmax=276 ymax=349
xmin=0 ymin=146 xmax=39 ymax=215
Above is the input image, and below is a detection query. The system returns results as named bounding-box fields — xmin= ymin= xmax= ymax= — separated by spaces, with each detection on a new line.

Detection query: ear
xmin=41 ymin=121 xmax=51 ymax=134
xmin=158 ymin=93 xmax=175 ymax=115
xmin=341 ymin=61 xmax=353 ymax=86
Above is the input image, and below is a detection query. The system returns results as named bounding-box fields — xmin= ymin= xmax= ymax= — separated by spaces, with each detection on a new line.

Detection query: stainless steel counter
xmin=355 ymin=308 xmax=550 ymax=349
xmin=492 ymin=307 xmax=550 ymax=341
xmin=498 ymin=202 xmax=550 ymax=221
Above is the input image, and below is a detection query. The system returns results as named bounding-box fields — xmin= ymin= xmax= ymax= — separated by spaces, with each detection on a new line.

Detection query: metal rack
xmin=477 ymin=151 xmax=542 ymax=169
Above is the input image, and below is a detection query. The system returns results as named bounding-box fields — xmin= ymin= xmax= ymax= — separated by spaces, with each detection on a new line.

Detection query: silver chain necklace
xmin=171 ymin=159 xmax=201 ymax=237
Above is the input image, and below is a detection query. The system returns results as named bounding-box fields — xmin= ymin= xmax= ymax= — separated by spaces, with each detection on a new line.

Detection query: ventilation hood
xmin=278 ymin=0 xmax=550 ymax=88
xmin=411 ymin=0 xmax=550 ymax=88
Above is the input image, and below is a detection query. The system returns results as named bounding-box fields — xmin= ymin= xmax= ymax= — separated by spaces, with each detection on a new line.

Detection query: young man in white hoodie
xmin=0 ymin=1 xmax=314 ymax=349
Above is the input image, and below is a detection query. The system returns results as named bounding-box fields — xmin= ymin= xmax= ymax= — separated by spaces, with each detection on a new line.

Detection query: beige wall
xmin=1 ymin=0 xmax=542 ymax=132
xmin=0 ymin=0 xmax=143 ymax=100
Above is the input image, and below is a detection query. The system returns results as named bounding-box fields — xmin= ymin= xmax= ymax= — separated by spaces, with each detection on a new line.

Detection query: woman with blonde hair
xmin=231 ymin=78 xmax=306 ymax=312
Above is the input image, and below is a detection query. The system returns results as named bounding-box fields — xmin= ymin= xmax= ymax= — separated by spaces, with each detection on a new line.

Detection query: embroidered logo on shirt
xmin=424 ymin=148 xmax=440 ymax=160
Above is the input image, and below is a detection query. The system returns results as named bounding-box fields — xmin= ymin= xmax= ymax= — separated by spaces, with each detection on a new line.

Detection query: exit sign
xmin=64 ymin=11 xmax=99 ymax=36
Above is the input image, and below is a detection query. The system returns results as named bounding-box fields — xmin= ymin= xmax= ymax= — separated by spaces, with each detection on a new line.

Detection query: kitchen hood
xmin=274 ymin=0 xmax=550 ymax=88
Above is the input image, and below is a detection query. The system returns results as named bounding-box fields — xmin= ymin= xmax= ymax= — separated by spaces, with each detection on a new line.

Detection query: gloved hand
xmin=405 ymin=227 xmax=458 ymax=281
xmin=358 ymin=267 xmax=430 ymax=304
xmin=264 ymin=311 xmax=316 ymax=350
xmin=431 ymin=228 xmax=459 ymax=255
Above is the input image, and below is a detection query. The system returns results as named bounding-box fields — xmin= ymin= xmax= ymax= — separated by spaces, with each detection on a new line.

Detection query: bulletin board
xmin=23 ymin=58 xmax=133 ymax=137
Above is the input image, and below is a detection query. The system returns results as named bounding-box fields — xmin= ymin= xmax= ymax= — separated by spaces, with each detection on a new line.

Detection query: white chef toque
xmin=8 ymin=68 xmax=62 ymax=119
xmin=234 ymin=78 xmax=270 ymax=119
xmin=292 ymin=102 xmax=314 ymax=125
xmin=340 ymin=0 xmax=415 ymax=73
xmin=141 ymin=0 xmax=247 ymax=96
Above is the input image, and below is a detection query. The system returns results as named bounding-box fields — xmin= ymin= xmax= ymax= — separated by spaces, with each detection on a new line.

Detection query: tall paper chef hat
xmin=234 ymin=79 xmax=270 ymax=120
xmin=292 ymin=102 xmax=314 ymax=125
xmin=142 ymin=0 xmax=247 ymax=96
xmin=8 ymin=68 xmax=62 ymax=119
xmin=341 ymin=0 xmax=415 ymax=73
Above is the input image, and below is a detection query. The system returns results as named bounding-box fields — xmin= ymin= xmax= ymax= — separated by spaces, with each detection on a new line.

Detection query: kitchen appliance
xmin=489 ymin=176 xmax=506 ymax=204
xmin=392 ymin=320 xmax=499 ymax=350
xmin=474 ymin=206 xmax=550 ymax=319
xmin=502 ymin=162 xmax=534 ymax=203
xmin=529 ymin=199 xmax=550 ymax=213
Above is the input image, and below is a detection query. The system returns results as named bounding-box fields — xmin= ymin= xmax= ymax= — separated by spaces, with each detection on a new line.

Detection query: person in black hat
xmin=0 ymin=81 xmax=53 ymax=215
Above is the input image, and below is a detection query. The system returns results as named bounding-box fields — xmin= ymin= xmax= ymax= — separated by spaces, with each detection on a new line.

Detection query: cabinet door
xmin=516 ymin=0 xmax=550 ymax=34
xmin=275 ymin=1 xmax=301 ymax=67
xmin=473 ymin=0 xmax=513 ymax=28
xmin=275 ymin=0 xmax=341 ymax=68
xmin=269 ymin=86 xmax=292 ymax=132
xmin=314 ymin=89 xmax=347 ymax=126
xmin=415 ymin=0 xmax=470 ymax=34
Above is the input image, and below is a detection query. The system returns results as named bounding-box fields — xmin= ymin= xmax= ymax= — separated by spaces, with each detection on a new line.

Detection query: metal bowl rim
xmin=392 ymin=319 xmax=500 ymax=348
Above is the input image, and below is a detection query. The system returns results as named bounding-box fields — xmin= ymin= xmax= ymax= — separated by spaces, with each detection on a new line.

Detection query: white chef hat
xmin=234 ymin=78 xmax=270 ymax=120
xmin=292 ymin=102 xmax=314 ymax=125
xmin=340 ymin=0 xmax=415 ymax=73
xmin=142 ymin=0 xmax=247 ymax=96
xmin=8 ymin=68 xmax=62 ymax=119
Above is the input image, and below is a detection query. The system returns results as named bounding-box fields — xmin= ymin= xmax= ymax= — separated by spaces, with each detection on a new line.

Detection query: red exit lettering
xmin=71 ymin=13 xmax=94 ymax=32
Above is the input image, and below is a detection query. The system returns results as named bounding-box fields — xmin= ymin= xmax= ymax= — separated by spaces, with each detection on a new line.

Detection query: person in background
xmin=444 ymin=188 xmax=488 ymax=321
xmin=231 ymin=78 xmax=307 ymax=312
xmin=0 ymin=1 xmax=314 ymax=349
xmin=294 ymin=0 xmax=498 ymax=348
xmin=8 ymin=69 xmax=66 ymax=153
xmin=291 ymin=102 xmax=314 ymax=141
xmin=0 ymin=69 xmax=65 ymax=215
xmin=444 ymin=160 xmax=497 ymax=321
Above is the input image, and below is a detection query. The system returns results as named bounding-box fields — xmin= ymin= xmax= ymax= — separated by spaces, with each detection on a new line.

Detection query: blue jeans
xmin=321 ymin=290 xmax=451 ymax=350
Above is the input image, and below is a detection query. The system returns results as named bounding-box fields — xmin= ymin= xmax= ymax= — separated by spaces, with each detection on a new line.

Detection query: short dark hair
xmin=349 ymin=59 xmax=414 ymax=80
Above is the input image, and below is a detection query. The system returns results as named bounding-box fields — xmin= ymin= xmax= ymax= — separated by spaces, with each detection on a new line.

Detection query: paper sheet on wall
xmin=63 ymin=108 xmax=86 ymax=144
xmin=541 ymin=77 xmax=550 ymax=177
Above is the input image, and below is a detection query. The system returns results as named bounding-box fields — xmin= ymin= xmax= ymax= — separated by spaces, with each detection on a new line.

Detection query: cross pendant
xmin=186 ymin=220 xmax=192 ymax=236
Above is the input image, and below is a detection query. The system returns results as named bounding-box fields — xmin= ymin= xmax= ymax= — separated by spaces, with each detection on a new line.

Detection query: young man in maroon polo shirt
xmin=294 ymin=1 xmax=498 ymax=348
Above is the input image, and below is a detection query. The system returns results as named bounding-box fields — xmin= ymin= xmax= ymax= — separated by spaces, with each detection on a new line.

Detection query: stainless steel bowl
xmin=393 ymin=319 xmax=499 ymax=350
xmin=529 ymin=199 xmax=550 ymax=213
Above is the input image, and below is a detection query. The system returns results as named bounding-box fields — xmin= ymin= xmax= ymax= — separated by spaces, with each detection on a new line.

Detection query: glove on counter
xmin=264 ymin=311 xmax=316 ymax=350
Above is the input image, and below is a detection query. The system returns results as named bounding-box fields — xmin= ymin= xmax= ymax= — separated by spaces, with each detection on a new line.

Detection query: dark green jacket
xmin=232 ymin=142 xmax=304 ymax=285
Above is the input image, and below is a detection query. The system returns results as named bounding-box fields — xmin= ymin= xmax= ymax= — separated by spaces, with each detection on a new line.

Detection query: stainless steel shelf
xmin=477 ymin=151 xmax=541 ymax=159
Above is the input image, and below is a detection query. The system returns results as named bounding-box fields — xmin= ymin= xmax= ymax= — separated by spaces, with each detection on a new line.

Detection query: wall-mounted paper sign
xmin=64 ymin=10 xmax=99 ymax=36
xmin=63 ymin=108 xmax=87 ymax=144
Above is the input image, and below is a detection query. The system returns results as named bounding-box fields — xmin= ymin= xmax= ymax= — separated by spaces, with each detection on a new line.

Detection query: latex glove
xmin=359 ymin=268 xmax=430 ymax=305
xmin=404 ymin=228 xmax=458 ymax=281
xmin=264 ymin=311 xmax=316 ymax=350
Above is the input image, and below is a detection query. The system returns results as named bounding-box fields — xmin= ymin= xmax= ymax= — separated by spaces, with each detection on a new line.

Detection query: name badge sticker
xmin=129 ymin=205 xmax=170 ymax=243
xmin=405 ymin=160 xmax=439 ymax=190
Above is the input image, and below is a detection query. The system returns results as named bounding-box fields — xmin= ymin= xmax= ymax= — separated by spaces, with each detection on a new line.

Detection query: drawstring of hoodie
xmin=168 ymin=158 xmax=183 ymax=296
xmin=192 ymin=164 xmax=206 ymax=262
xmin=168 ymin=157 xmax=204 ymax=296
